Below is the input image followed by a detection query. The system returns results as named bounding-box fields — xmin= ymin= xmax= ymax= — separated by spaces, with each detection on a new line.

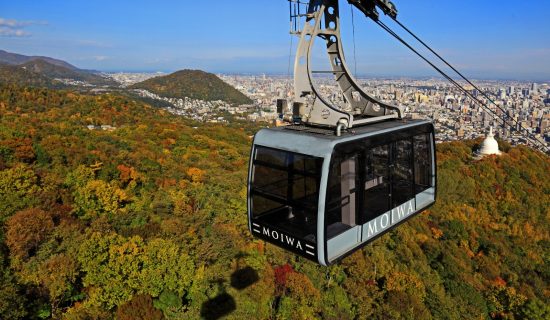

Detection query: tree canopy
xmin=0 ymin=84 xmax=548 ymax=319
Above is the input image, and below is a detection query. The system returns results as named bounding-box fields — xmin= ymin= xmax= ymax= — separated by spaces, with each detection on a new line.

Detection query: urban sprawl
xmin=108 ymin=72 xmax=550 ymax=150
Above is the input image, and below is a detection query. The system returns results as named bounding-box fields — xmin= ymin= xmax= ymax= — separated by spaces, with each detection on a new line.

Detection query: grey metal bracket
xmin=291 ymin=0 xmax=403 ymax=129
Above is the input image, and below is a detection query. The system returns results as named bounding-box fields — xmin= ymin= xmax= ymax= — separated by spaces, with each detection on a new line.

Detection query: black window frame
xmin=413 ymin=133 xmax=434 ymax=193
xmin=250 ymin=146 xmax=323 ymax=241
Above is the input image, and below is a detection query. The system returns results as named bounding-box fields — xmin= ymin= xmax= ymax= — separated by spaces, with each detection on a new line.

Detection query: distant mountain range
xmin=0 ymin=50 xmax=252 ymax=105
xmin=20 ymin=59 xmax=116 ymax=86
xmin=0 ymin=50 xmax=116 ymax=87
xmin=0 ymin=49 xmax=79 ymax=70
xmin=131 ymin=69 xmax=253 ymax=105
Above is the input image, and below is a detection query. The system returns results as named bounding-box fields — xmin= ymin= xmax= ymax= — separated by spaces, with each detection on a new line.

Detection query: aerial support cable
xmin=350 ymin=3 xmax=358 ymax=75
xmin=287 ymin=0 xmax=403 ymax=132
xmin=284 ymin=0 xmax=547 ymax=153
xmin=350 ymin=0 xmax=549 ymax=153
xmin=247 ymin=0 xmax=547 ymax=267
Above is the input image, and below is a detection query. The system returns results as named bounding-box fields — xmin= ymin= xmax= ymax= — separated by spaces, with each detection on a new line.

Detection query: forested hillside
xmin=0 ymin=50 xmax=116 ymax=88
xmin=0 ymin=64 xmax=67 ymax=89
xmin=0 ymin=50 xmax=79 ymax=70
xmin=0 ymin=84 xmax=548 ymax=319
xmin=131 ymin=70 xmax=253 ymax=105
xmin=20 ymin=59 xmax=117 ymax=86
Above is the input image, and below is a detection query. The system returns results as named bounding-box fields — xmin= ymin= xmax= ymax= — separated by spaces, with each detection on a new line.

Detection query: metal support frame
xmin=291 ymin=0 xmax=402 ymax=129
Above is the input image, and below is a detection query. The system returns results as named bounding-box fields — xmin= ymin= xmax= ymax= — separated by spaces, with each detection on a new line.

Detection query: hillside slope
xmin=131 ymin=69 xmax=252 ymax=105
xmin=20 ymin=59 xmax=116 ymax=86
xmin=0 ymin=63 xmax=66 ymax=89
xmin=0 ymin=84 xmax=548 ymax=319
xmin=0 ymin=49 xmax=79 ymax=70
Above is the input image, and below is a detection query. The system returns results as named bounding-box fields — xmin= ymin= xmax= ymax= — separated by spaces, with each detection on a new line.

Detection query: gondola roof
xmin=254 ymin=119 xmax=432 ymax=157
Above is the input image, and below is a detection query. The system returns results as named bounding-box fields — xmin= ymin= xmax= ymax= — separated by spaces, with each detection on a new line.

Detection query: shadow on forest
xmin=230 ymin=266 xmax=259 ymax=290
xmin=200 ymin=267 xmax=259 ymax=320
xmin=200 ymin=292 xmax=236 ymax=320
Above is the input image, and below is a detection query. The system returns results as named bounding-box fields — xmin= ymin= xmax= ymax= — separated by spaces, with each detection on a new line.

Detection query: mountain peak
xmin=131 ymin=69 xmax=252 ymax=105
xmin=0 ymin=49 xmax=79 ymax=70
xmin=0 ymin=51 xmax=116 ymax=87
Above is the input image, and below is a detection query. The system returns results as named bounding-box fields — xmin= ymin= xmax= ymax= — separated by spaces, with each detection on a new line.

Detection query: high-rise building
xmin=499 ymin=87 xmax=506 ymax=99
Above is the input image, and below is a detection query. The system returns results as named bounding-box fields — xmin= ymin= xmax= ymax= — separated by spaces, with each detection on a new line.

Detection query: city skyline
xmin=1 ymin=0 xmax=549 ymax=81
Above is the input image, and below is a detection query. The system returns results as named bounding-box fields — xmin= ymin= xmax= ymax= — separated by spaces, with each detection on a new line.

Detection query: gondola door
xmin=361 ymin=138 xmax=416 ymax=242
xmin=390 ymin=139 xmax=414 ymax=209
xmin=363 ymin=144 xmax=391 ymax=224
xmin=325 ymin=151 xmax=362 ymax=262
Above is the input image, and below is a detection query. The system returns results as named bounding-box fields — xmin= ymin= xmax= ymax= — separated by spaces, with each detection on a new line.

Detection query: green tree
xmin=70 ymin=176 xmax=128 ymax=220
xmin=0 ymin=164 xmax=41 ymax=222
xmin=139 ymin=238 xmax=195 ymax=297
xmin=276 ymin=272 xmax=321 ymax=320
xmin=0 ymin=257 xmax=28 ymax=320
xmin=37 ymin=254 xmax=80 ymax=317
xmin=518 ymin=298 xmax=550 ymax=320
xmin=487 ymin=286 xmax=528 ymax=318
xmin=77 ymin=233 xmax=194 ymax=309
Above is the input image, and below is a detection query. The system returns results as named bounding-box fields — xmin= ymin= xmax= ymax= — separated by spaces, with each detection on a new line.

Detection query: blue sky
xmin=0 ymin=0 xmax=549 ymax=80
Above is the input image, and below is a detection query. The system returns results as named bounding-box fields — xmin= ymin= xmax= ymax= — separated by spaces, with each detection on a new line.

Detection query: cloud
xmin=77 ymin=39 xmax=111 ymax=48
xmin=0 ymin=17 xmax=47 ymax=37
xmin=93 ymin=56 xmax=109 ymax=61
xmin=145 ymin=57 xmax=173 ymax=64
xmin=0 ymin=18 xmax=23 ymax=28
xmin=0 ymin=27 xmax=30 ymax=37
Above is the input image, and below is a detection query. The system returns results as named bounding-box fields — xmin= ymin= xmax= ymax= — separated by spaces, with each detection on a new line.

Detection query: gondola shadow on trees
xmin=230 ymin=266 xmax=259 ymax=290
xmin=199 ymin=267 xmax=259 ymax=320
xmin=200 ymin=293 xmax=236 ymax=320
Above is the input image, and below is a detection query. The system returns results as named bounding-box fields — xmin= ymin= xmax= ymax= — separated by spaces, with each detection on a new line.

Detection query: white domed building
xmin=476 ymin=127 xmax=501 ymax=158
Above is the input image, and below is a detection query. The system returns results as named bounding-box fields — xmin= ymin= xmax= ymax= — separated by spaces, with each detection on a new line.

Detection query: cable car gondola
xmin=247 ymin=0 xmax=437 ymax=265
xmin=248 ymin=121 xmax=436 ymax=265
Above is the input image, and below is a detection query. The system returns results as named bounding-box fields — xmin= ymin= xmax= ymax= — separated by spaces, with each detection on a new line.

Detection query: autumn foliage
xmin=0 ymin=84 xmax=548 ymax=319
xmin=5 ymin=208 xmax=54 ymax=259
xmin=116 ymin=294 xmax=165 ymax=320
xmin=274 ymin=264 xmax=294 ymax=288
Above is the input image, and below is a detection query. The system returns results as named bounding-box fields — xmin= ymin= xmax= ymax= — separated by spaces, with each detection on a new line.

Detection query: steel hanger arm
xmin=348 ymin=0 xmax=398 ymax=21
xmin=290 ymin=0 xmax=402 ymax=130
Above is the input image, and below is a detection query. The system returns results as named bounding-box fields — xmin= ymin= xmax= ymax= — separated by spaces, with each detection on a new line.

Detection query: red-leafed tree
xmin=274 ymin=264 xmax=294 ymax=290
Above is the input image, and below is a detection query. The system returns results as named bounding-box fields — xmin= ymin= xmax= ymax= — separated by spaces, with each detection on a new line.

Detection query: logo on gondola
xmin=252 ymin=222 xmax=316 ymax=257
xmin=321 ymin=108 xmax=330 ymax=119
xmin=364 ymin=199 xmax=415 ymax=240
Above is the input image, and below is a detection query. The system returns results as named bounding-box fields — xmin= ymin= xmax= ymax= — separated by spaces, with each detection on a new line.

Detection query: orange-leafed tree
xmin=186 ymin=167 xmax=205 ymax=183
xmin=116 ymin=294 xmax=164 ymax=320
xmin=5 ymin=208 xmax=54 ymax=259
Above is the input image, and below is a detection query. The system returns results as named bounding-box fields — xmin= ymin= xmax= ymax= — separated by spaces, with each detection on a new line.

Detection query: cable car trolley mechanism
xmin=247 ymin=0 xmax=437 ymax=265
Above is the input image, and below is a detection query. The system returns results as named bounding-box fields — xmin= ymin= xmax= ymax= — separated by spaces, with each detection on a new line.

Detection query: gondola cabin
xmin=247 ymin=119 xmax=436 ymax=265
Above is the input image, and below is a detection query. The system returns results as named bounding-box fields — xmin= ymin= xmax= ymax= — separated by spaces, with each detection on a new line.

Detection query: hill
xmin=20 ymin=59 xmax=117 ymax=86
xmin=0 ymin=63 xmax=67 ymax=89
xmin=131 ymin=69 xmax=253 ymax=105
xmin=0 ymin=49 xmax=79 ymax=70
xmin=0 ymin=84 xmax=548 ymax=319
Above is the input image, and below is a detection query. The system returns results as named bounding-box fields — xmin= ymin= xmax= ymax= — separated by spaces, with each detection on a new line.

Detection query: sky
xmin=0 ymin=0 xmax=549 ymax=81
